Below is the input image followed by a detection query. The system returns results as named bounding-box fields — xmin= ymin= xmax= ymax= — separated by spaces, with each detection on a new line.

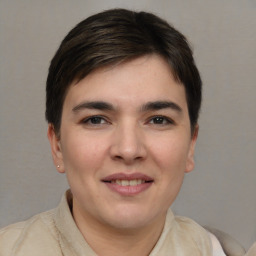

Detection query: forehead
xmin=63 ymin=55 xmax=187 ymax=111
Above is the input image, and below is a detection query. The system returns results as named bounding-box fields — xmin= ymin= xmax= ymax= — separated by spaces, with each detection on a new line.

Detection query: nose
xmin=110 ymin=121 xmax=147 ymax=164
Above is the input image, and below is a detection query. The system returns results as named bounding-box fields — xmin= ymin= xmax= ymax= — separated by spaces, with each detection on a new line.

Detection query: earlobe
xmin=185 ymin=125 xmax=199 ymax=173
xmin=47 ymin=124 xmax=65 ymax=173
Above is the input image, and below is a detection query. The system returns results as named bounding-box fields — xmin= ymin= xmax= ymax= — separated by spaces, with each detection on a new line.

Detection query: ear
xmin=47 ymin=124 xmax=65 ymax=173
xmin=185 ymin=125 xmax=199 ymax=173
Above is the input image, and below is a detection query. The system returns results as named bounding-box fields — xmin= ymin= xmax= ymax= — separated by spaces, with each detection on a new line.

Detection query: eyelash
xmin=147 ymin=115 xmax=174 ymax=125
xmin=81 ymin=115 xmax=109 ymax=125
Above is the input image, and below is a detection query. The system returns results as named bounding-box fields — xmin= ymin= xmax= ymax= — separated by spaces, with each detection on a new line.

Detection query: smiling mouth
xmin=104 ymin=179 xmax=153 ymax=186
xmin=102 ymin=173 xmax=154 ymax=196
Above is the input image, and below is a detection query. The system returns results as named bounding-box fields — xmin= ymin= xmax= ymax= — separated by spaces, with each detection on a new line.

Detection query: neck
xmin=72 ymin=203 xmax=166 ymax=256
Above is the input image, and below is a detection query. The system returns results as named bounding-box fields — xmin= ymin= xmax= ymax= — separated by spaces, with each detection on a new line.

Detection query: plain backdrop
xmin=0 ymin=0 xmax=255 ymax=250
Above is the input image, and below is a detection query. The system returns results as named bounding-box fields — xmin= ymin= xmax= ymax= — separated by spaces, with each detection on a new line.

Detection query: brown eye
xmin=82 ymin=116 xmax=108 ymax=125
xmin=89 ymin=117 xmax=104 ymax=124
xmin=149 ymin=116 xmax=173 ymax=125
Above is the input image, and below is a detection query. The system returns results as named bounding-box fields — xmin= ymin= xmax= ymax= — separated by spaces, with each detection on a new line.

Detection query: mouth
xmin=101 ymin=173 xmax=154 ymax=196
xmin=104 ymin=179 xmax=153 ymax=186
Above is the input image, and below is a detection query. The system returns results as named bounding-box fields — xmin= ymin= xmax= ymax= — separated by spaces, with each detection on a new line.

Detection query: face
xmin=48 ymin=55 xmax=198 ymax=232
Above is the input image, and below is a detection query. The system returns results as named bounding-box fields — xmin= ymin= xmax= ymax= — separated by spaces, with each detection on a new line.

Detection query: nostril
xmin=114 ymin=155 xmax=123 ymax=160
xmin=112 ymin=154 xmax=144 ymax=163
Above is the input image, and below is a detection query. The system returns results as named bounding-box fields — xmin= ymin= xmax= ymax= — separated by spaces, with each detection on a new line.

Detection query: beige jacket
xmin=0 ymin=190 xmax=213 ymax=256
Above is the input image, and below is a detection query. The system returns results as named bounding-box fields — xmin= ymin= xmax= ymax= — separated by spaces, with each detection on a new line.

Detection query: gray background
xmin=0 ymin=0 xmax=255 ymax=250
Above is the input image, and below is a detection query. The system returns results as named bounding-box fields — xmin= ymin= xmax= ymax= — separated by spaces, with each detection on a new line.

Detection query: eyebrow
xmin=72 ymin=101 xmax=114 ymax=112
xmin=72 ymin=100 xmax=182 ymax=113
xmin=141 ymin=101 xmax=182 ymax=112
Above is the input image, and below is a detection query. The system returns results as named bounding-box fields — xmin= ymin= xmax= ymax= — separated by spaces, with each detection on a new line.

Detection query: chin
xmin=107 ymin=216 xmax=149 ymax=230
xmin=102 ymin=206 xmax=159 ymax=230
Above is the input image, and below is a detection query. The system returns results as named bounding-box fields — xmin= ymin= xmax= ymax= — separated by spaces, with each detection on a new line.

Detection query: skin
xmin=48 ymin=54 xmax=198 ymax=256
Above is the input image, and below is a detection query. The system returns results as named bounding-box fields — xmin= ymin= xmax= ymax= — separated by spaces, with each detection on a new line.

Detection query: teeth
xmin=129 ymin=180 xmax=137 ymax=186
xmin=111 ymin=179 xmax=146 ymax=186
xmin=137 ymin=179 xmax=142 ymax=185
xmin=121 ymin=180 xmax=129 ymax=186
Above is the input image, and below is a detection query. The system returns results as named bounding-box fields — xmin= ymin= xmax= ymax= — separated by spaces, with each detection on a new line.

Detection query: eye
xmin=148 ymin=116 xmax=174 ymax=125
xmin=82 ymin=116 xmax=109 ymax=125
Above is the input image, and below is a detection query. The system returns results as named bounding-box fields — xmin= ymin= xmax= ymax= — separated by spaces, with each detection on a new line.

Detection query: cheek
xmin=60 ymin=132 xmax=108 ymax=176
xmin=148 ymin=139 xmax=189 ymax=209
xmin=149 ymin=135 xmax=191 ymax=171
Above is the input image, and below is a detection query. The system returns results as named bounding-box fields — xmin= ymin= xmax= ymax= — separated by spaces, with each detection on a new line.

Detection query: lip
xmin=101 ymin=172 xmax=154 ymax=196
xmin=102 ymin=172 xmax=153 ymax=182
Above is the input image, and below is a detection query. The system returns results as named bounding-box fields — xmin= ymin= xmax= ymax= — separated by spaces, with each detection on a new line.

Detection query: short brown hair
xmin=46 ymin=8 xmax=202 ymax=135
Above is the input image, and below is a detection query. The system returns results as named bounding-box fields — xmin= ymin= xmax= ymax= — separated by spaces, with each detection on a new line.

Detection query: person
xmin=0 ymin=8 xmax=226 ymax=255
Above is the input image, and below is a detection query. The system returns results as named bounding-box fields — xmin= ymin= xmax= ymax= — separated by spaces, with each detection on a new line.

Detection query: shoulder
xmin=174 ymin=215 xmax=210 ymax=240
xmin=174 ymin=215 xmax=211 ymax=247
xmin=174 ymin=215 xmax=226 ymax=255
xmin=0 ymin=221 xmax=26 ymax=255
xmin=152 ymin=211 xmax=213 ymax=255
xmin=0 ymin=209 xmax=62 ymax=256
